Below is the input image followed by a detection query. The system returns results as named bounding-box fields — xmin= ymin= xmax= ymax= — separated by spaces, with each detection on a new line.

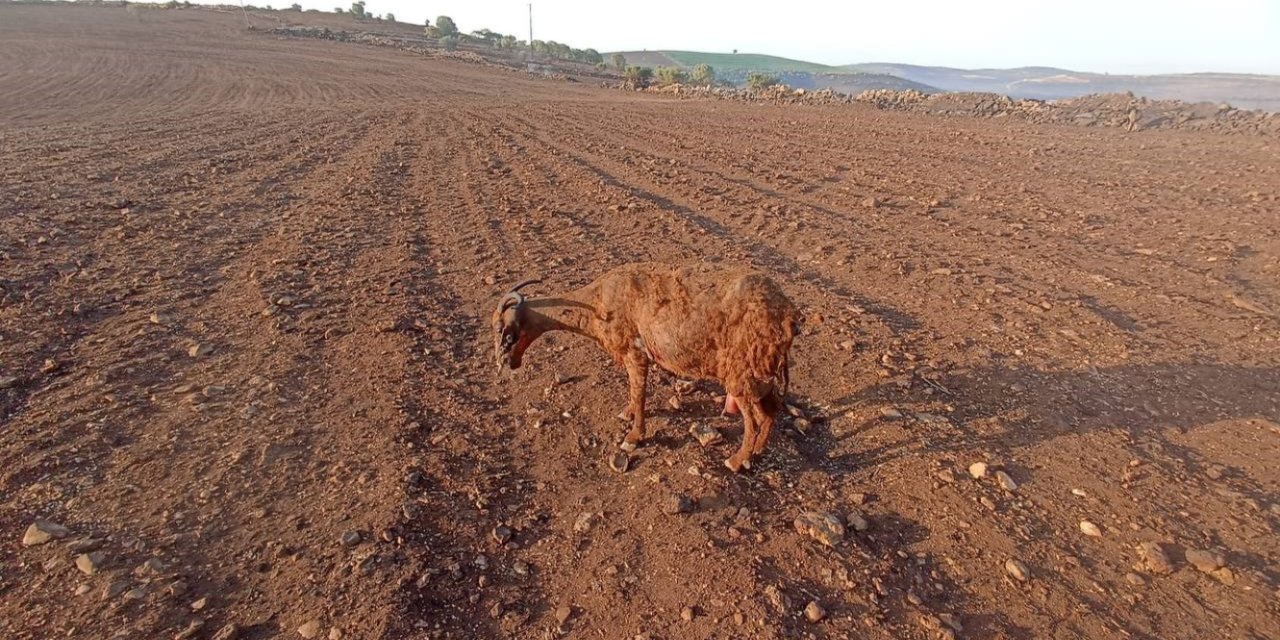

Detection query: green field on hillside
xmin=656 ymin=50 xmax=842 ymax=73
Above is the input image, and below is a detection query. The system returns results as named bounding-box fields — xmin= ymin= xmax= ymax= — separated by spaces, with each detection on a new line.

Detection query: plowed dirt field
xmin=2 ymin=5 xmax=1278 ymax=640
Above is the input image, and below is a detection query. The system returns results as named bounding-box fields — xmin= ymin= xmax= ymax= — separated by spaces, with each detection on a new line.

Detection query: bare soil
xmin=2 ymin=4 xmax=1278 ymax=640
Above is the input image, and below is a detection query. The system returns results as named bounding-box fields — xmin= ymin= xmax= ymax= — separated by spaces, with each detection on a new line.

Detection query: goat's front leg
xmin=618 ymin=355 xmax=648 ymax=451
xmin=725 ymin=397 xmax=757 ymax=473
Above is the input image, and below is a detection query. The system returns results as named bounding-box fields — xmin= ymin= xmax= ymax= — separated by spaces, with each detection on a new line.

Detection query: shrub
xmin=440 ymin=35 xmax=459 ymax=51
xmin=436 ymin=15 xmax=458 ymax=36
xmin=690 ymin=63 xmax=715 ymax=86
xmin=349 ymin=2 xmax=365 ymax=18
xmin=611 ymin=53 xmax=626 ymax=70
xmin=335 ymin=7 xmax=344 ymax=13
xmin=595 ymin=62 xmax=608 ymax=71
xmin=581 ymin=48 xmax=603 ymax=65
xmin=746 ymin=71 xmax=778 ymax=90
xmin=654 ymin=66 xmax=686 ymax=86
xmin=385 ymin=13 xmax=394 ymax=22
xmin=623 ymin=65 xmax=653 ymax=88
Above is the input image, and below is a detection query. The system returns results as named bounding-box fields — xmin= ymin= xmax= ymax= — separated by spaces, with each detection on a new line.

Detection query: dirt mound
xmin=3 ymin=4 xmax=1279 ymax=640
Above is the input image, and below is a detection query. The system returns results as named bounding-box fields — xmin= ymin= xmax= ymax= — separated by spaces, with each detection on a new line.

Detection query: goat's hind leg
xmin=724 ymin=394 xmax=757 ymax=473
xmin=750 ymin=390 xmax=784 ymax=457
xmin=618 ymin=356 xmax=649 ymax=452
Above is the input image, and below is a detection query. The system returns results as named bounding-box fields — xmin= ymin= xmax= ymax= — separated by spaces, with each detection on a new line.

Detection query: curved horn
xmin=499 ymin=291 xmax=525 ymax=312
xmin=508 ymin=278 xmax=542 ymax=294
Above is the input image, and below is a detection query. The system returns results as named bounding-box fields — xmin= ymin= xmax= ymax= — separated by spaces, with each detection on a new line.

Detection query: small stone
xmin=689 ymin=423 xmax=722 ymax=446
xmin=1079 ymin=521 xmax=1102 ymax=537
xmin=492 ymin=525 xmax=513 ymax=544
xmin=1071 ymin=488 xmax=1087 ymax=497
xmin=861 ymin=196 xmax=880 ymax=209
xmin=680 ymin=606 xmax=694 ymax=622
xmin=967 ymin=462 xmax=988 ymax=479
xmin=328 ymin=629 xmax=343 ymax=640
xmin=76 ymin=551 xmax=105 ymax=575
xmin=555 ymin=605 xmax=573 ymax=625
xmin=879 ymin=406 xmax=903 ymax=419
xmin=149 ymin=312 xmax=171 ymax=325
xmin=1137 ymin=542 xmax=1173 ymax=574
xmin=573 ymin=512 xmax=599 ymax=533
xmin=23 ymin=519 xmax=71 ymax=546
xmin=0 ymin=375 xmax=18 ymax=389
xmin=906 ymin=591 xmax=923 ymax=606
xmin=608 ymin=451 xmax=630 ymax=473
xmin=846 ymin=510 xmax=869 ymax=532
xmin=1125 ymin=572 xmax=1146 ymax=586
xmin=102 ymin=579 xmax=129 ymax=600
xmin=68 ymin=537 xmax=104 ymax=553
xmin=340 ymin=530 xmax=362 ymax=547
xmin=166 ymin=580 xmax=189 ymax=597
xmin=663 ymin=494 xmax=694 ymax=515
xmin=1185 ymin=548 xmax=1225 ymax=574
xmin=733 ymin=612 xmax=745 ymax=625
xmin=211 ymin=623 xmax=240 ymax=640
xmin=804 ymin=600 xmax=827 ymax=622
xmin=764 ymin=584 xmax=791 ymax=612
xmin=1005 ymin=558 xmax=1031 ymax=581
xmin=75 ymin=584 xmax=91 ymax=596
xmin=667 ymin=395 xmax=682 ymax=410
xmin=794 ymin=511 xmax=845 ymax=547
xmin=135 ymin=557 xmax=167 ymax=575
xmin=995 ymin=470 xmax=1017 ymax=491
xmin=935 ymin=468 xmax=956 ymax=484
xmin=191 ymin=596 xmax=209 ymax=611
xmin=174 ymin=619 xmax=205 ymax=640
xmin=188 ymin=343 xmax=213 ymax=358
xmin=298 ymin=621 xmax=320 ymax=638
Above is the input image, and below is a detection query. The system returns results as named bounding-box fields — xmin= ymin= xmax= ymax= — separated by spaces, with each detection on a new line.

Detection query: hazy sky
xmin=247 ymin=0 xmax=1278 ymax=74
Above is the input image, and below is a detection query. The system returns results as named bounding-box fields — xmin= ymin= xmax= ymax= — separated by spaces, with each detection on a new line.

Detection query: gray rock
xmin=846 ymin=510 xmax=869 ymax=532
xmin=663 ymin=494 xmax=694 ymax=515
xmin=688 ymin=423 xmax=723 ymax=446
xmin=1005 ymin=558 xmax=1031 ymax=581
xmin=608 ymin=451 xmax=630 ymax=473
xmin=298 ymin=621 xmax=321 ymax=639
xmin=1137 ymin=541 xmax=1174 ymax=574
xmin=573 ymin=512 xmax=599 ymax=533
xmin=492 ymin=525 xmax=513 ymax=544
xmin=1185 ymin=548 xmax=1225 ymax=574
xmin=340 ymin=530 xmax=362 ymax=547
xmin=995 ymin=470 xmax=1018 ymax=492
xmin=804 ymin=600 xmax=827 ymax=622
xmin=174 ymin=619 xmax=205 ymax=640
xmin=102 ymin=579 xmax=130 ymax=600
xmin=23 ymin=519 xmax=71 ymax=546
xmin=76 ymin=551 xmax=106 ymax=575
xmin=794 ymin=511 xmax=845 ymax=546
xmin=211 ymin=623 xmax=240 ymax=640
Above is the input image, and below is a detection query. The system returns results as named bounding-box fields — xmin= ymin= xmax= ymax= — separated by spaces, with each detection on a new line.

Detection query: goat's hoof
xmin=724 ymin=457 xmax=744 ymax=473
xmin=618 ymin=441 xmax=637 ymax=453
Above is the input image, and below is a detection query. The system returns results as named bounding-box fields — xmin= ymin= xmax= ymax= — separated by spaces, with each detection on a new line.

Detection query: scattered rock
xmin=1185 ymin=548 xmax=1225 ymax=574
xmin=1137 ymin=541 xmax=1173 ymax=574
xmin=1125 ymin=572 xmax=1146 ymax=586
xmin=608 ymin=451 xmax=630 ymax=473
xmin=680 ymin=606 xmax=694 ymax=622
xmin=102 ymin=579 xmax=130 ymax=600
xmin=174 ymin=619 xmax=205 ymax=640
xmin=328 ymin=629 xmax=343 ymax=640
xmin=861 ymin=196 xmax=881 ymax=209
xmin=191 ymin=596 xmax=210 ymax=611
xmin=764 ymin=584 xmax=791 ymax=612
xmin=211 ymin=623 xmax=239 ymax=640
xmin=298 ymin=621 xmax=321 ymax=638
xmin=1005 ymin=558 xmax=1031 ymax=581
xmin=663 ymin=494 xmax=694 ymax=515
xmin=74 ymin=584 xmax=91 ymax=596
xmin=846 ymin=510 xmax=869 ymax=532
xmin=794 ymin=511 xmax=845 ymax=547
xmin=573 ymin=512 xmax=599 ymax=533
xmin=149 ymin=312 xmax=171 ymax=325
xmin=804 ymin=600 xmax=827 ymax=622
xmin=1079 ymin=521 xmax=1102 ymax=537
xmin=492 ymin=525 xmax=513 ymax=544
xmin=879 ymin=406 xmax=903 ymax=419
xmin=995 ymin=470 xmax=1018 ymax=492
xmin=68 ymin=537 xmax=104 ymax=553
xmin=555 ymin=605 xmax=573 ymax=625
xmin=188 ymin=343 xmax=213 ymax=358
xmin=667 ymin=395 xmax=682 ymax=410
xmin=0 ymin=375 xmax=19 ymax=389
xmin=935 ymin=468 xmax=956 ymax=484
xmin=76 ymin=551 xmax=105 ymax=575
xmin=23 ymin=519 xmax=71 ymax=546
xmin=340 ymin=530 xmax=362 ymax=547
xmin=967 ymin=462 xmax=988 ymax=479
xmin=689 ymin=423 xmax=723 ymax=446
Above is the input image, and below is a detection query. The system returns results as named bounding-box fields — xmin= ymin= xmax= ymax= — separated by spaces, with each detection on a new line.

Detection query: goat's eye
xmin=502 ymin=332 xmax=517 ymax=347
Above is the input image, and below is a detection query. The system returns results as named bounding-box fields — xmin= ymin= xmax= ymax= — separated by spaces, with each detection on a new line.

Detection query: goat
xmin=492 ymin=262 xmax=798 ymax=472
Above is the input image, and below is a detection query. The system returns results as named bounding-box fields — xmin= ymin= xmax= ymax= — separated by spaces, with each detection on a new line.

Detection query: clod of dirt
xmin=663 ymin=494 xmax=694 ymax=515
xmin=804 ymin=600 xmax=827 ymax=622
xmin=794 ymin=511 xmax=845 ymax=547
xmin=608 ymin=451 xmax=630 ymax=473
xmin=1079 ymin=521 xmax=1102 ymax=537
xmin=1005 ymin=558 xmax=1031 ymax=581
xmin=995 ymin=470 xmax=1018 ymax=492
xmin=75 ymin=551 xmax=105 ymax=575
xmin=968 ymin=462 xmax=989 ymax=479
xmin=1137 ymin=542 xmax=1174 ymax=574
xmin=688 ymin=423 xmax=722 ymax=447
xmin=22 ymin=519 xmax=70 ymax=546
xmin=846 ymin=510 xmax=870 ymax=532
xmin=297 ymin=620 xmax=320 ymax=639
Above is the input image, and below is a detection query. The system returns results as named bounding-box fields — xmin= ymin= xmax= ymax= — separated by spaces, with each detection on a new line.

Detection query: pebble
xmin=995 ymin=470 xmax=1017 ymax=491
xmin=188 ymin=343 xmax=213 ymax=358
xmin=1079 ymin=521 xmax=1102 ymax=537
xmin=663 ymin=494 xmax=694 ymax=515
xmin=68 ymin=537 xmax=104 ymax=553
xmin=794 ymin=511 xmax=845 ymax=546
xmin=102 ymin=579 xmax=130 ymax=600
xmin=191 ymin=596 xmax=210 ymax=611
xmin=492 ymin=525 xmax=513 ymax=544
xmin=1125 ymin=572 xmax=1146 ymax=586
xmin=76 ymin=551 xmax=105 ymax=575
xmin=340 ymin=531 xmax=362 ymax=547
xmin=329 ymin=629 xmax=343 ymax=640
xmin=935 ymin=469 xmax=956 ymax=484
xmin=862 ymin=196 xmax=881 ymax=208
xmin=608 ymin=451 xmax=630 ymax=473
xmin=688 ymin=423 xmax=723 ymax=446
xmin=0 ymin=375 xmax=18 ymax=389
xmin=1005 ymin=558 xmax=1031 ymax=581
xmin=298 ymin=621 xmax=321 ymax=638
xmin=573 ymin=512 xmax=599 ymax=533
xmin=967 ymin=462 xmax=988 ymax=479
xmin=1184 ymin=548 xmax=1225 ymax=574
xmin=680 ymin=606 xmax=694 ymax=622
xmin=846 ymin=510 xmax=869 ymax=532
xmin=74 ymin=584 xmax=91 ymax=596
xmin=879 ymin=407 xmax=903 ymax=419
xmin=174 ymin=619 xmax=205 ymax=640
xmin=667 ymin=395 xmax=682 ymax=410
xmin=804 ymin=600 xmax=827 ymax=622
xmin=23 ymin=519 xmax=71 ymax=546
xmin=555 ymin=605 xmax=573 ymax=625
xmin=1137 ymin=541 xmax=1173 ymax=574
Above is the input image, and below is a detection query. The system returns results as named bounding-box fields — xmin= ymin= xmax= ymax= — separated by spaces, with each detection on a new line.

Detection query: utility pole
xmin=528 ymin=3 xmax=534 ymax=53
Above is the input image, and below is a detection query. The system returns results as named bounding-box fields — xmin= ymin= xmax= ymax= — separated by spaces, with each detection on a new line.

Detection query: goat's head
xmin=492 ymin=278 xmax=542 ymax=371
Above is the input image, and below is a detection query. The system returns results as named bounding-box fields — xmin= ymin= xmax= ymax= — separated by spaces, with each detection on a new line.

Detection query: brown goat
xmin=492 ymin=262 xmax=798 ymax=472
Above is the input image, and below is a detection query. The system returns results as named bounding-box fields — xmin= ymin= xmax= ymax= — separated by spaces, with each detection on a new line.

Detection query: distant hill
xmin=607 ymin=50 xmax=1280 ymax=110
